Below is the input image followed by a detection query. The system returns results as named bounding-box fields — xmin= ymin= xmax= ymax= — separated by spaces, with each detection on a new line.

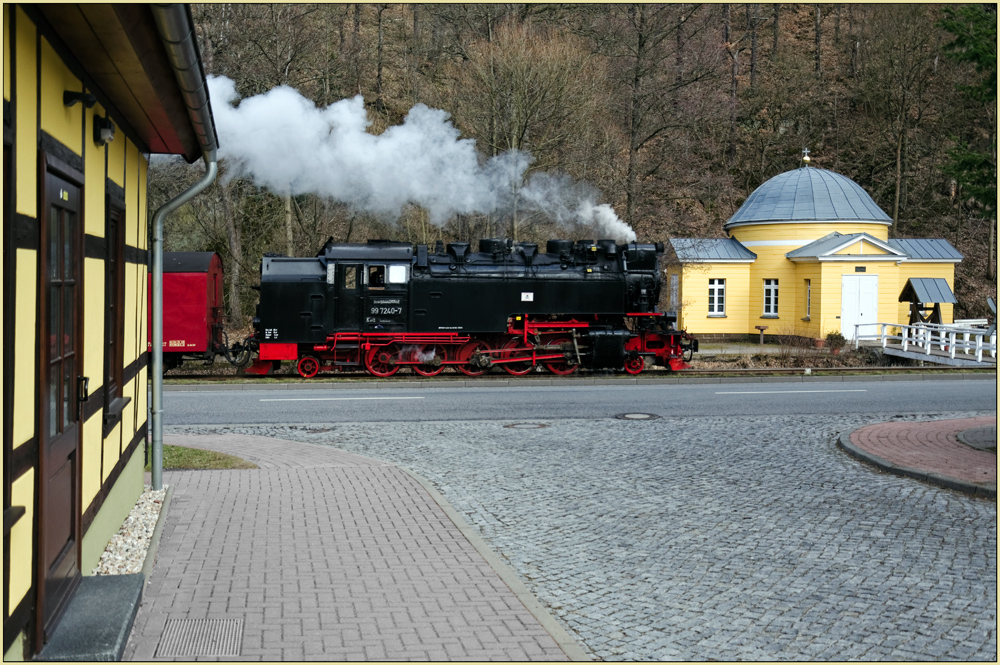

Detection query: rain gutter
xmin=149 ymin=4 xmax=219 ymax=490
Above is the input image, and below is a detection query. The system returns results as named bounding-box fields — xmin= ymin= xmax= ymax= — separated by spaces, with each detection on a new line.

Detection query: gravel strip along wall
xmin=92 ymin=487 xmax=167 ymax=576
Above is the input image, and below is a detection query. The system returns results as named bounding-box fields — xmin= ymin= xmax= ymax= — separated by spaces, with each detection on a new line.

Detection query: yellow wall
xmin=746 ymin=247 xmax=800 ymax=327
xmin=15 ymin=7 xmax=36 ymax=217
xmin=39 ymin=37 xmax=83 ymax=157
xmin=729 ymin=221 xmax=891 ymax=243
xmin=792 ymin=265 xmax=822 ymax=339
xmin=673 ymin=263 xmax=753 ymax=334
xmin=6 ymin=8 xmax=158 ymax=652
xmin=107 ymin=128 xmax=126 ymax=187
xmin=12 ymin=251 xmax=36 ymax=446
xmin=8 ymin=470 xmax=35 ymax=616
xmin=831 ymin=240 xmax=893 ymax=256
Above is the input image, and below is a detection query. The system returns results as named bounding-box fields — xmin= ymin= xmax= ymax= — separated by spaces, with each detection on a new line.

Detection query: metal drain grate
xmin=156 ymin=619 xmax=243 ymax=657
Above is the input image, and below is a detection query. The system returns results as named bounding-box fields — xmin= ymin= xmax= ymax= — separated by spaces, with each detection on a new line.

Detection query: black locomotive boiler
xmin=247 ymin=238 xmax=697 ymax=378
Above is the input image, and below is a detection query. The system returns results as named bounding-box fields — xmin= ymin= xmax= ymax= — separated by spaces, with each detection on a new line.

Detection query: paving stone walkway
xmin=165 ymin=411 xmax=997 ymax=661
xmin=123 ymin=434 xmax=573 ymax=661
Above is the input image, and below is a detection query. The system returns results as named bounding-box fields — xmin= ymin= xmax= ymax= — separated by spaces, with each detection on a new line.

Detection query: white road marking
xmin=716 ymin=389 xmax=868 ymax=395
xmin=260 ymin=396 xmax=426 ymax=402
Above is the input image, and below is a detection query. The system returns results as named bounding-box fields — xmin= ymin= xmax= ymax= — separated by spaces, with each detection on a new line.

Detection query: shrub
xmin=825 ymin=331 xmax=847 ymax=350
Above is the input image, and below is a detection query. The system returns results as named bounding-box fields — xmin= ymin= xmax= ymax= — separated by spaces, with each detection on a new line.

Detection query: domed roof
xmin=724 ymin=167 xmax=892 ymax=229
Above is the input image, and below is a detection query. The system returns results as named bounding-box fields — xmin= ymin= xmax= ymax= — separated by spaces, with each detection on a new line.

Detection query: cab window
xmin=368 ymin=265 xmax=386 ymax=289
xmin=387 ymin=264 xmax=408 ymax=284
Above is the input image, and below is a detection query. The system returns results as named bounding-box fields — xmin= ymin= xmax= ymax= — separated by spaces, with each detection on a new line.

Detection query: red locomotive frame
xmin=251 ymin=312 xmax=694 ymax=378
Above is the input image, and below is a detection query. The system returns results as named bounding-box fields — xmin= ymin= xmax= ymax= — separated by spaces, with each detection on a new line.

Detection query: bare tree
xmin=855 ymin=4 xmax=939 ymax=235
xmin=449 ymin=19 xmax=610 ymax=239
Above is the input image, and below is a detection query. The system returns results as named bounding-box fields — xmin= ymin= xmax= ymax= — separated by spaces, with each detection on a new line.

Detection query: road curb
xmin=400 ymin=467 xmax=592 ymax=662
xmin=140 ymin=483 xmax=173 ymax=595
xmin=836 ymin=431 xmax=996 ymax=499
xmin=163 ymin=371 xmax=996 ymax=391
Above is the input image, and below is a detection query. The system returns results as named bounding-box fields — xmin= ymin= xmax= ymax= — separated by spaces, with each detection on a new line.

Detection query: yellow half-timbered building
xmin=3 ymin=5 xmax=215 ymax=658
xmin=666 ymin=165 xmax=963 ymax=343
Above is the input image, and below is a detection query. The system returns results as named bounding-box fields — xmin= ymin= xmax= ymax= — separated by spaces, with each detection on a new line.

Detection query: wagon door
xmin=336 ymin=263 xmax=362 ymax=331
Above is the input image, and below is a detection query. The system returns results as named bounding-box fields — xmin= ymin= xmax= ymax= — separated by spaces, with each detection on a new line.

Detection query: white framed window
xmin=805 ymin=279 xmax=811 ymax=318
xmin=763 ymin=279 xmax=779 ymax=316
xmin=387 ymin=264 xmax=408 ymax=284
xmin=708 ymin=278 xmax=726 ymax=315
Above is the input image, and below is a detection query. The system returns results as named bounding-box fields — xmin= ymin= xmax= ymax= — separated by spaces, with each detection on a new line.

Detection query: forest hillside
xmin=150 ymin=3 xmax=996 ymax=321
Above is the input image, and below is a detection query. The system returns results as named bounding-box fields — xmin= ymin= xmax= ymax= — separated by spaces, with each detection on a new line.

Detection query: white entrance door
xmin=841 ymin=274 xmax=879 ymax=339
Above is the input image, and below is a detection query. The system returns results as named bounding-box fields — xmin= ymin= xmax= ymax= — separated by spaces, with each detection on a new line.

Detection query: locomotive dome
xmin=723 ymin=167 xmax=892 ymax=230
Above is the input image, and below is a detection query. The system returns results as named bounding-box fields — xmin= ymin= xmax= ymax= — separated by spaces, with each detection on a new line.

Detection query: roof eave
xmin=34 ymin=3 xmax=213 ymax=161
xmin=675 ymin=258 xmax=757 ymax=264
xmin=725 ymin=218 xmax=893 ymax=229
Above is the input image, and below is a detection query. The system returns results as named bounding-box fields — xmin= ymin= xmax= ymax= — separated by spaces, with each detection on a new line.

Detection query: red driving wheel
xmin=457 ymin=339 xmax=490 ymax=376
xmin=413 ymin=344 xmax=447 ymax=377
xmin=297 ymin=356 xmax=321 ymax=378
xmin=365 ymin=344 xmax=400 ymax=377
xmin=543 ymin=337 xmax=579 ymax=375
xmin=500 ymin=337 xmax=534 ymax=376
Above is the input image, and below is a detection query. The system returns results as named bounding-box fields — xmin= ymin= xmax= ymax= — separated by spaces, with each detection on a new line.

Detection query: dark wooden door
xmin=39 ymin=170 xmax=82 ymax=641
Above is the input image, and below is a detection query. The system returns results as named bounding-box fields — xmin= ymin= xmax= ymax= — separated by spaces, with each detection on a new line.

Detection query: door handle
xmin=78 ymin=376 xmax=90 ymax=402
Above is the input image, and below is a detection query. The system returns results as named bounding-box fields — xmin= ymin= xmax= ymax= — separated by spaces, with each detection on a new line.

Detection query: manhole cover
xmin=504 ymin=423 xmax=549 ymax=429
xmin=615 ymin=413 xmax=660 ymax=420
xmin=156 ymin=619 xmax=243 ymax=657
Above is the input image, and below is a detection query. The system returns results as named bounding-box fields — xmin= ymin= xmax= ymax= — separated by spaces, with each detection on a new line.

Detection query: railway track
xmin=163 ymin=363 xmax=994 ymax=383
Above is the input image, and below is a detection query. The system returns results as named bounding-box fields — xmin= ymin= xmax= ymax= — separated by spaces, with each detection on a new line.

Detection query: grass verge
xmin=145 ymin=444 xmax=258 ymax=470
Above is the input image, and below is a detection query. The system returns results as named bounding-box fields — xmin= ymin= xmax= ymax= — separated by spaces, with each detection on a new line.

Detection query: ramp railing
xmin=854 ymin=322 xmax=997 ymax=363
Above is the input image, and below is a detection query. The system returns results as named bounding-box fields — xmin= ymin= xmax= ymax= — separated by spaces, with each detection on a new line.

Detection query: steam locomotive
xmin=242 ymin=237 xmax=698 ymax=377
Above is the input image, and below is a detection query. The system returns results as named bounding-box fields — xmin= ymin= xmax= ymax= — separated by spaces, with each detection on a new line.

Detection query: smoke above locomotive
xmin=207 ymin=75 xmax=637 ymax=243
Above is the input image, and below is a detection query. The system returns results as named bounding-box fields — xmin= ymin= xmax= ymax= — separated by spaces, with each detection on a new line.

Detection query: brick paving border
xmin=839 ymin=416 xmax=997 ymax=498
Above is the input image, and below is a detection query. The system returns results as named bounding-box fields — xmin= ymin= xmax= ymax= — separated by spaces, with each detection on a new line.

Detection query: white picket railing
xmin=854 ymin=321 xmax=997 ymax=363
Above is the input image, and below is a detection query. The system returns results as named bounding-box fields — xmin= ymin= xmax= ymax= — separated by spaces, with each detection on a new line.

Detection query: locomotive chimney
xmin=447 ymin=242 xmax=470 ymax=263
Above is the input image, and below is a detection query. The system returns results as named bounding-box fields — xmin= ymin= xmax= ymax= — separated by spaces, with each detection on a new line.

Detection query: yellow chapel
xmin=666 ymin=162 xmax=962 ymax=343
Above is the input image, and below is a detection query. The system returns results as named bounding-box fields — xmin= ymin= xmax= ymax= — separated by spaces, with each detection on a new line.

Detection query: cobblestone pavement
xmin=170 ymin=410 xmax=997 ymax=661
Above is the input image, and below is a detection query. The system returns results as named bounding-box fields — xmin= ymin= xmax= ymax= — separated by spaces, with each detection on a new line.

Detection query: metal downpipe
xmin=150 ymin=151 xmax=217 ymax=490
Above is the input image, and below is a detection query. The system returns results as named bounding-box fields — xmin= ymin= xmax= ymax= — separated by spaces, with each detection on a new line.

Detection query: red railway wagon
xmin=148 ymin=252 xmax=224 ymax=369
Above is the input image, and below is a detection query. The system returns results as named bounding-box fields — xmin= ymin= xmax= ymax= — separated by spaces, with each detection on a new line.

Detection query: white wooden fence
xmin=854 ymin=321 xmax=997 ymax=363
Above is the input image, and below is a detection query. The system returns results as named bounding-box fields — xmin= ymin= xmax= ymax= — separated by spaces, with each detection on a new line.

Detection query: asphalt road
xmin=163 ymin=377 xmax=997 ymax=425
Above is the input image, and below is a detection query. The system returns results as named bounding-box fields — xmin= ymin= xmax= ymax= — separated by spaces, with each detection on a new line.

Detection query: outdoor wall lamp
xmin=63 ymin=91 xmax=97 ymax=108
xmin=94 ymin=116 xmax=116 ymax=146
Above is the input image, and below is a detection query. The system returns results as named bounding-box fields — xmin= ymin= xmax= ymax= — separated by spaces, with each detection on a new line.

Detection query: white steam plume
xmin=208 ymin=76 xmax=636 ymax=242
